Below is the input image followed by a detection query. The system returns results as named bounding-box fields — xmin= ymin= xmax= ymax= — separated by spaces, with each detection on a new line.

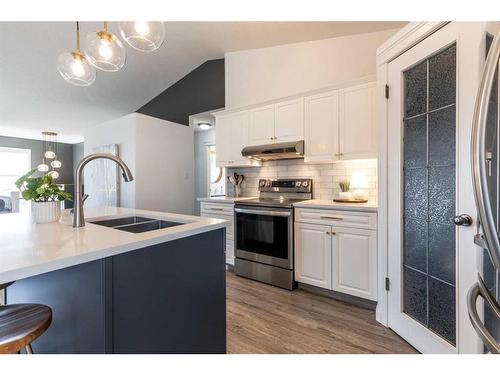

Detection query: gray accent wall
xmin=136 ymin=59 xmax=225 ymax=126
xmin=0 ymin=136 xmax=74 ymax=184
xmin=73 ymin=142 xmax=84 ymax=173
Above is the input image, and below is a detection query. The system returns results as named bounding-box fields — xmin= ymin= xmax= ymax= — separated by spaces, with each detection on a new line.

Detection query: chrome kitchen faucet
xmin=73 ymin=153 xmax=134 ymax=228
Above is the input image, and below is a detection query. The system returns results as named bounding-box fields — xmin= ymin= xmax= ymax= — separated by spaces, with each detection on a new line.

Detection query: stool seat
xmin=0 ymin=304 xmax=52 ymax=354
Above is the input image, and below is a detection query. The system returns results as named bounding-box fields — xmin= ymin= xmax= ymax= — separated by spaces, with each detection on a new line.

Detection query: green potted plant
xmin=15 ymin=169 xmax=72 ymax=223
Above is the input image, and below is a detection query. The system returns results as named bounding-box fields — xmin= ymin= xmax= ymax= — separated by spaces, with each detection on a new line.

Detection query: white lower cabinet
xmin=200 ymin=202 xmax=235 ymax=266
xmin=294 ymin=208 xmax=377 ymax=301
xmin=331 ymin=227 xmax=377 ymax=300
xmin=295 ymin=223 xmax=332 ymax=289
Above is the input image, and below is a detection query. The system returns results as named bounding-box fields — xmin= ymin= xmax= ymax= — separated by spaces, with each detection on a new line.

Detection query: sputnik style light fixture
xmin=84 ymin=21 xmax=126 ymax=72
xmin=57 ymin=22 xmax=96 ymax=87
xmin=38 ymin=132 xmax=61 ymax=179
xmin=119 ymin=22 xmax=165 ymax=52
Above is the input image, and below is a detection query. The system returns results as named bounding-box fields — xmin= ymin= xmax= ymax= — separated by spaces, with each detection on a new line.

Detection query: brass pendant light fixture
xmin=57 ymin=22 xmax=96 ymax=86
xmin=84 ymin=21 xmax=126 ymax=72
xmin=58 ymin=22 xmax=166 ymax=86
xmin=119 ymin=22 xmax=165 ymax=52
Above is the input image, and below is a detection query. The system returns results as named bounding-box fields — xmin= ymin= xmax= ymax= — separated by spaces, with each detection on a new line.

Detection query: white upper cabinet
xmin=248 ymin=99 xmax=304 ymax=146
xmin=215 ymin=111 xmax=261 ymax=168
xmin=215 ymin=115 xmax=232 ymax=165
xmin=274 ymin=98 xmax=304 ymax=143
xmin=304 ymin=90 xmax=339 ymax=163
xmin=339 ymin=82 xmax=377 ymax=160
xmin=249 ymin=105 xmax=275 ymax=145
xmin=304 ymin=81 xmax=376 ymax=163
xmin=231 ymin=111 xmax=252 ymax=165
xmin=217 ymin=79 xmax=376 ymax=166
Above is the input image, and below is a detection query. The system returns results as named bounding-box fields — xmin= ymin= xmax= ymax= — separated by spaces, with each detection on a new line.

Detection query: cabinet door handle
xmin=320 ymin=216 xmax=343 ymax=220
xmin=331 ymin=232 xmax=336 ymax=235
xmin=326 ymin=231 xmax=330 ymax=235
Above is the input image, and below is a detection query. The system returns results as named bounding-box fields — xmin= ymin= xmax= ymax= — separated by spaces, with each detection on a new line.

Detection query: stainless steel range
xmin=234 ymin=178 xmax=312 ymax=290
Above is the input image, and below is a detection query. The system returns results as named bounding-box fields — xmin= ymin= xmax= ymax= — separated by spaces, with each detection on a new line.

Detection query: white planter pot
xmin=338 ymin=191 xmax=353 ymax=200
xmin=32 ymin=201 xmax=61 ymax=224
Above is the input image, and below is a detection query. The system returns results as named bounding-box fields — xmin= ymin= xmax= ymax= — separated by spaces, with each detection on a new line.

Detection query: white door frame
xmin=376 ymin=22 xmax=497 ymax=353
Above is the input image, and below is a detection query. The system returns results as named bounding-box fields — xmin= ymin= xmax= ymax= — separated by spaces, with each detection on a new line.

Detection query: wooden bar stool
xmin=0 ymin=303 xmax=52 ymax=354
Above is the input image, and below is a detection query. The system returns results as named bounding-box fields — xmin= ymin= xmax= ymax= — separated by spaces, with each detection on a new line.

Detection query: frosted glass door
xmin=403 ymin=44 xmax=457 ymax=345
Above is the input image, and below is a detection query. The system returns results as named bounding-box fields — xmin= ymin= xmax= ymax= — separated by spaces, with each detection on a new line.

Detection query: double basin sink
xmin=89 ymin=216 xmax=185 ymax=233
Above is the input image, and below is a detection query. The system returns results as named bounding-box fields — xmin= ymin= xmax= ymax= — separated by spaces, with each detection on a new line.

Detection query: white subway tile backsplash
xmin=229 ymin=158 xmax=377 ymax=201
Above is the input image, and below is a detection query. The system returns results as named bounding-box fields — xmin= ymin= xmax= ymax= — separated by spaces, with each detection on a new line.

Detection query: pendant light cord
xmin=76 ymin=21 xmax=80 ymax=51
xmin=103 ymin=21 xmax=108 ymax=31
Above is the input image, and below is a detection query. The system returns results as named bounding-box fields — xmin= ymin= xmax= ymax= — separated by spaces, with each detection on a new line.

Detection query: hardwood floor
xmin=226 ymin=272 xmax=417 ymax=354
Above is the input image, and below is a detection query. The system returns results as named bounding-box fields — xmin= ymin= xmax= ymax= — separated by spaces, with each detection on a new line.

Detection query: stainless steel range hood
xmin=241 ymin=140 xmax=304 ymax=161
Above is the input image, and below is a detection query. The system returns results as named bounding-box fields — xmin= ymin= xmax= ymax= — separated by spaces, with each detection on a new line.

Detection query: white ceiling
xmin=0 ymin=22 xmax=406 ymax=143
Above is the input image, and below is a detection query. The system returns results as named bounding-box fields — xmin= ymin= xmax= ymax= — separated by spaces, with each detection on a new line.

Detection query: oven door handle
xmin=234 ymin=208 xmax=292 ymax=217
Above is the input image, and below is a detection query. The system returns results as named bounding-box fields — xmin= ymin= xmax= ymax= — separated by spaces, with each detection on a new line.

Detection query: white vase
xmin=32 ymin=201 xmax=61 ymax=224
xmin=338 ymin=191 xmax=353 ymax=200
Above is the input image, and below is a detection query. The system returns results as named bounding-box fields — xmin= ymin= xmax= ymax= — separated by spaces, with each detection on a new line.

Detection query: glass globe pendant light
xmin=57 ymin=22 xmax=96 ymax=87
xmin=38 ymin=131 xmax=62 ymax=174
xmin=37 ymin=163 xmax=49 ymax=173
xmin=51 ymin=159 xmax=62 ymax=169
xmin=119 ymin=22 xmax=165 ymax=52
xmin=84 ymin=22 xmax=126 ymax=72
xmin=48 ymin=170 xmax=59 ymax=179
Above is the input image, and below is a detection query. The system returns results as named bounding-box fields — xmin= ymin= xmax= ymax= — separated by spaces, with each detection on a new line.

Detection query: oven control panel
xmin=258 ymin=179 xmax=312 ymax=193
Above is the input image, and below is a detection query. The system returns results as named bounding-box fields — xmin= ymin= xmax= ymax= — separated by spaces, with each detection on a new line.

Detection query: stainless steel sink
xmin=89 ymin=216 xmax=185 ymax=233
xmin=90 ymin=216 xmax=154 ymax=228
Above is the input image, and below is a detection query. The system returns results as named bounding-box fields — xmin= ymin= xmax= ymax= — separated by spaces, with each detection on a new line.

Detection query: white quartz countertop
xmin=293 ymin=199 xmax=378 ymax=212
xmin=197 ymin=196 xmax=256 ymax=204
xmin=0 ymin=206 xmax=229 ymax=284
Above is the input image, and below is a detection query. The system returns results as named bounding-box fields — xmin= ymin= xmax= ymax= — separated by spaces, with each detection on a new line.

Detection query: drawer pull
xmin=210 ymin=208 xmax=225 ymax=211
xmin=320 ymin=216 xmax=343 ymax=220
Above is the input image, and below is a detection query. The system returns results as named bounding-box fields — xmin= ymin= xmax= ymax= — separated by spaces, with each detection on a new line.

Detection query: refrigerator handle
xmin=471 ymin=30 xmax=500 ymax=270
xmin=467 ymin=274 xmax=500 ymax=354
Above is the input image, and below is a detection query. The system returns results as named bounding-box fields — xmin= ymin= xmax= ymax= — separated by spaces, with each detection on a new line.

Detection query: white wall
xmin=83 ymin=114 xmax=137 ymax=209
xmin=225 ymin=29 xmax=398 ymax=109
xmin=84 ymin=113 xmax=195 ymax=215
xmin=194 ymin=129 xmax=216 ymax=215
xmin=135 ymin=113 xmax=195 ymax=215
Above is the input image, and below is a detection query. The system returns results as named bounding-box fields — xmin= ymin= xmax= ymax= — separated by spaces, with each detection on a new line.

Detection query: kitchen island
xmin=0 ymin=206 xmax=228 ymax=354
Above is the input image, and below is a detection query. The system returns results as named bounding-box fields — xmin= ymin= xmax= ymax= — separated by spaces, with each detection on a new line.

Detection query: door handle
xmin=453 ymin=214 xmax=473 ymax=226
xmin=467 ymin=274 xmax=500 ymax=354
